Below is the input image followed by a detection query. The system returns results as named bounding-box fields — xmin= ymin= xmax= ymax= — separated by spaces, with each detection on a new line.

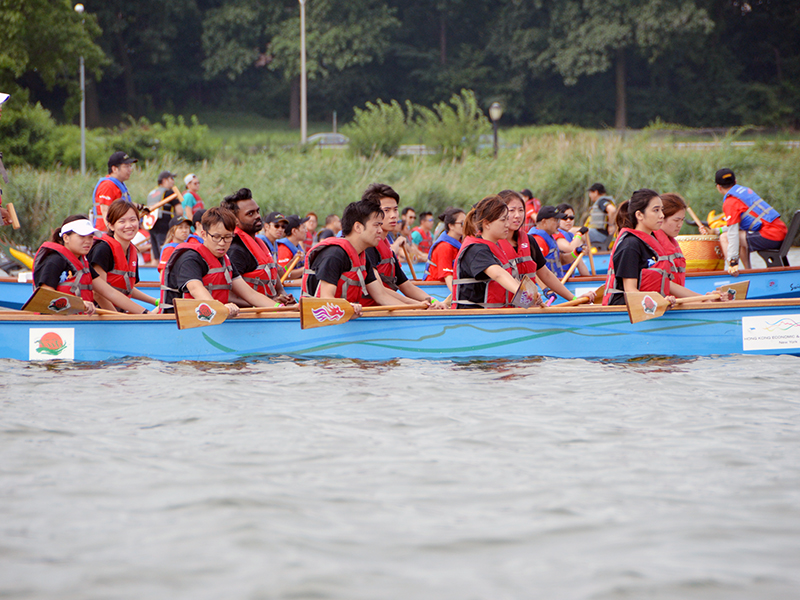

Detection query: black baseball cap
xmin=191 ymin=209 xmax=206 ymax=228
xmin=158 ymin=170 xmax=177 ymax=183
xmin=537 ymin=206 xmax=568 ymax=221
xmin=715 ymin=168 xmax=736 ymax=187
xmin=108 ymin=151 xmax=138 ymax=169
xmin=169 ymin=216 xmax=192 ymax=228
xmin=588 ymin=183 xmax=606 ymax=193
xmin=265 ymin=211 xmax=289 ymax=225
xmin=285 ymin=214 xmax=310 ymax=232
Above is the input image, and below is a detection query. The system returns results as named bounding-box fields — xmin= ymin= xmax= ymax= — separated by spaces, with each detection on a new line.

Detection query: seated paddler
xmin=221 ymin=187 xmax=295 ymax=306
xmin=602 ymin=189 xmax=710 ymax=306
xmin=424 ymin=207 xmax=465 ymax=294
xmin=160 ymin=207 xmax=277 ymax=316
xmin=302 ymin=198 xmax=408 ymax=318
xmin=360 ymin=183 xmax=444 ymax=309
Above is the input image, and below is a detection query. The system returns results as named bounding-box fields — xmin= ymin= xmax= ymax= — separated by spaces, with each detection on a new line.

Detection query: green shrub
xmin=342 ymin=99 xmax=411 ymax=157
xmin=414 ymin=89 xmax=490 ymax=160
xmin=0 ymin=101 xmax=59 ymax=168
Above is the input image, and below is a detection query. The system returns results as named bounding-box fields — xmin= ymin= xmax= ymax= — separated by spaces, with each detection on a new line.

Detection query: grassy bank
xmin=3 ymin=128 xmax=799 ymax=251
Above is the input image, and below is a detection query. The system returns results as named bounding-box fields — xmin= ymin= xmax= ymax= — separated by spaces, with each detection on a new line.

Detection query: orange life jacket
xmin=97 ymin=234 xmax=137 ymax=296
xmin=32 ymin=242 xmax=94 ymax=302
xmin=233 ymin=226 xmax=280 ymax=297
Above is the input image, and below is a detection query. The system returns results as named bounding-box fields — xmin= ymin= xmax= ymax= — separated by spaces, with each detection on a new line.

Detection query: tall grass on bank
xmin=4 ymin=131 xmax=800 ymax=251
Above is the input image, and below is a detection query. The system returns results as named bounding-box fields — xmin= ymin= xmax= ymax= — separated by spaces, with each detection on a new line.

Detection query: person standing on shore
xmin=92 ymin=151 xmax=138 ymax=232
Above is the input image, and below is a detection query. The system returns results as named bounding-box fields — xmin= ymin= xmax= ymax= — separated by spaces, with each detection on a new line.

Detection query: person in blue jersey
xmin=91 ymin=151 xmax=138 ymax=233
xmin=424 ymin=207 xmax=465 ymax=293
xmin=529 ymin=206 xmax=570 ymax=279
xmin=257 ymin=211 xmax=288 ymax=257
xmin=276 ymin=214 xmax=308 ymax=282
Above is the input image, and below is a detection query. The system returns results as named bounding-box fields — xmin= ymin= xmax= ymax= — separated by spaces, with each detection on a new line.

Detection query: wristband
xmin=154 ymin=299 xmax=160 ymax=307
xmin=572 ymin=295 xmax=578 ymax=301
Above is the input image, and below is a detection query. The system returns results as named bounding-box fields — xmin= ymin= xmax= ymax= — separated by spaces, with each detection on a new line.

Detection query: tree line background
xmin=2 ymin=0 xmax=799 ymax=131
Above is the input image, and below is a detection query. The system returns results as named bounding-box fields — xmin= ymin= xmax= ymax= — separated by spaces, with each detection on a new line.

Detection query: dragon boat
xmin=2 ymin=298 xmax=799 ymax=362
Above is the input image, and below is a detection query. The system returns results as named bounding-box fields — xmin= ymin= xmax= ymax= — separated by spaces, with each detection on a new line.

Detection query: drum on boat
xmin=676 ymin=234 xmax=724 ymax=271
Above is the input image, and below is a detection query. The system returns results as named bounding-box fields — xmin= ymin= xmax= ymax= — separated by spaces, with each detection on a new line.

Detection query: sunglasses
xmin=562 ymin=216 xmax=575 ymax=220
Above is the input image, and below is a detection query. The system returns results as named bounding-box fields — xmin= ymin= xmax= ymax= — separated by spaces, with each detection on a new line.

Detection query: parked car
xmin=306 ymin=133 xmax=349 ymax=148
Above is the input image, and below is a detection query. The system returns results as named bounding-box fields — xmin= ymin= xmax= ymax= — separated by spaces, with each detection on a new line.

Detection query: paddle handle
xmin=280 ymin=253 xmax=302 ymax=283
xmin=145 ymin=186 xmax=183 ymax=213
xmin=558 ymin=296 xmax=590 ymax=308
xmin=675 ymin=292 xmax=720 ymax=305
xmin=6 ymin=203 xmax=20 ymax=229
xmin=362 ymin=302 xmax=428 ymax=312
xmin=560 ymin=249 xmax=586 ymax=283
xmin=586 ymin=240 xmax=596 ymax=275
xmin=239 ymin=305 xmax=299 ymax=314
xmin=402 ymin=243 xmax=418 ymax=280
xmin=686 ymin=206 xmax=706 ymax=231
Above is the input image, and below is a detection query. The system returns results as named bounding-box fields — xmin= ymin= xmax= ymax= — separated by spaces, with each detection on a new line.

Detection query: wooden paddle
xmin=511 ymin=275 xmax=541 ymax=308
xmin=280 ymin=252 xmax=302 ymax=283
xmin=626 ymin=292 xmax=724 ymax=324
xmin=300 ymin=297 xmax=428 ymax=329
xmin=402 ymin=243 xmax=418 ymax=280
xmin=142 ymin=186 xmax=183 ymax=214
xmin=686 ymin=205 xmax=707 ymax=232
xmin=560 ymin=249 xmax=586 ymax=283
xmin=6 ymin=203 xmax=20 ymax=229
xmin=555 ymin=282 xmax=606 ymax=307
xmin=22 ymin=287 xmax=87 ymax=315
xmin=586 ymin=241 xmax=596 ymax=276
xmin=174 ymin=298 xmax=298 ymax=329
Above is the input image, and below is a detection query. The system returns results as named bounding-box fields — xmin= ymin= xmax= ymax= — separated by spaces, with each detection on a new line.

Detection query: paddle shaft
xmin=586 ymin=241 xmax=596 ymax=276
xmin=402 ymin=243 xmax=418 ymax=280
xmin=560 ymin=249 xmax=586 ymax=283
xmin=686 ymin=206 xmax=705 ymax=229
xmin=362 ymin=302 xmax=428 ymax=312
xmin=6 ymin=203 xmax=20 ymax=229
xmin=144 ymin=186 xmax=182 ymax=213
xmin=280 ymin=253 xmax=302 ymax=283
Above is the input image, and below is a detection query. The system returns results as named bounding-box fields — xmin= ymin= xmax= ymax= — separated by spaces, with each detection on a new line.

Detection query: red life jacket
xmin=302 ymin=237 xmax=368 ymax=303
xmin=32 ymin=242 xmax=94 ymax=302
xmin=361 ymin=237 xmax=398 ymax=307
xmin=411 ymin=226 xmax=433 ymax=253
xmin=97 ymin=234 xmax=137 ymax=296
xmin=160 ymin=243 xmax=233 ymax=306
xmin=233 ymin=226 xmax=280 ymax=297
xmin=499 ymin=232 xmax=537 ymax=279
xmin=158 ymin=243 xmax=180 ymax=276
xmin=654 ymin=230 xmax=686 ymax=286
xmin=453 ymin=236 xmax=514 ymax=308
xmin=602 ymin=228 xmax=673 ymax=305
xmin=185 ymin=190 xmax=204 ymax=211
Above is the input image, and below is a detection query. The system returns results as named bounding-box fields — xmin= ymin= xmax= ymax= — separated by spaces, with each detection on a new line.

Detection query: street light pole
xmin=299 ymin=0 xmax=307 ymax=145
xmin=75 ymin=3 xmax=86 ymax=175
xmin=489 ymin=102 xmax=503 ymax=159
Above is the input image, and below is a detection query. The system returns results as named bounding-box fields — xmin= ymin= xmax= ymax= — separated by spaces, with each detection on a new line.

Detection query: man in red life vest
xmin=92 ymin=151 xmax=138 ymax=232
xmin=360 ymin=183 xmax=444 ymax=309
xmin=714 ymin=168 xmax=787 ymax=275
xmin=277 ymin=214 xmax=308 ymax=282
xmin=221 ymin=187 xmax=295 ymax=306
xmin=302 ymin=198 xmax=406 ymax=318
xmin=160 ymin=207 xmax=277 ymax=315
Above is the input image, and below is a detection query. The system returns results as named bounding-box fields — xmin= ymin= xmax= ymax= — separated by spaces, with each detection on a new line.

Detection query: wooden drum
xmin=676 ymin=235 xmax=724 ymax=271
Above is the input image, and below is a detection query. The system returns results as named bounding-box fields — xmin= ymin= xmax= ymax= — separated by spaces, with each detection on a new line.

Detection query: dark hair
xmin=556 ymin=202 xmax=574 ymax=215
xmin=659 ymin=193 xmax=687 ymax=219
xmin=419 ymin=211 xmax=432 ymax=221
xmin=324 ymin=213 xmax=339 ymax=226
xmin=498 ymin=189 xmax=524 ymax=208
xmin=220 ymin=188 xmax=253 ymax=214
xmin=341 ymin=199 xmax=383 ymax=236
xmin=615 ymin=188 xmax=660 ymax=230
xmin=106 ymin=200 xmax=139 ymax=231
xmin=463 ymin=195 xmax=508 ymax=238
xmin=401 ymin=206 xmax=416 ymax=217
xmin=438 ymin=207 xmax=465 ymax=233
xmin=588 ymin=183 xmax=606 ymax=194
xmin=52 ymin=215 xmax=90 ymax=244
xmin=202 ymin=207 xmax=237 ymax=233
xmin=362 ymin=183 xmax=400 ymax=204
xmin=520 ymin=189 xmax=533 ymax=199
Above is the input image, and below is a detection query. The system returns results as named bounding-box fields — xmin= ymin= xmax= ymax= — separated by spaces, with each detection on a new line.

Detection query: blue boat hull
xmin=3 ymin=300 xmax=799 ymax=362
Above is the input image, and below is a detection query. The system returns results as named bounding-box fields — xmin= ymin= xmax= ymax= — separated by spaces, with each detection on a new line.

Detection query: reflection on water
xmin=1 ymin=355 xmax=799 ymax=600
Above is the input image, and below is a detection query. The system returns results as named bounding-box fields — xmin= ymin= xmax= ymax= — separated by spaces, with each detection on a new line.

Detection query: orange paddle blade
xmin=625 ymin=291 xmax=671 ymax=324
xmin=174 ymin=299 xmax=229 ymax=330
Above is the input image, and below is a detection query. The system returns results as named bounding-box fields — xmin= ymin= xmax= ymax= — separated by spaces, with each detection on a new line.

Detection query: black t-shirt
xmin=364 ymin=245 xmax=408 ymax=291
xmin=304 ymin=245 xmax=376 ymax=297
xmin=163 ymin=248 xmax=241 ymax=311
xmin=227 ymin=236 xmax=259 ymax=275
xmin=34 ymin=251 xmax=99 ymax=289
xmin=87 ymin=239 xmax=140 ymax=284
xmin=153 ymin=191 xmax=182 ymax=234
xmin=317 ymin=228 xmax=335 ymax=241
xmin=607 ymin=233 xmax=657 ymax=305
xmin=455 ymin=243 xmax=504 ymax=308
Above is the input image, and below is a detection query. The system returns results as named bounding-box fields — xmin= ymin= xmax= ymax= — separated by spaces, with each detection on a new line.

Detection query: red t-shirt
xmin=277 ymin=244 xmax=297 ymax=270
xmin=425 ymin=242 xmax=460 ymax=281
xmin=723 ymin=195 xmax=787 ymax=241
xmin=533 ymin=235 xmax=549 ymax=256
xmin=303 ymin=229 xmax=315 ymax=251
xmin=94 ymin=180 xmax=124 ymax=232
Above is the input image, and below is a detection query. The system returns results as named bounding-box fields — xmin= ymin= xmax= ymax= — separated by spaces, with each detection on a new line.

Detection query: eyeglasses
xmin=454 ymin=221 xmax=465 ymax=226
xmin=208 ymin=233 xmax=234 ymax=243
xmin=562 ymin=216 xmax=575 ymax=221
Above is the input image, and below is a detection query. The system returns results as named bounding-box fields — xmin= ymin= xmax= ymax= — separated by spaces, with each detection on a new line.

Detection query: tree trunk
xmin=115 ymin=34 xmax=137 ymax=115
xmin=289 ymin=76 xmax=300 ymax=129
xmin=440 ymin=12 xmax=447 ymax=65
xmin=614 ymin=47 xmax=627 ymax=130
xmin=86 ymin=77 xmax=100 ymax=128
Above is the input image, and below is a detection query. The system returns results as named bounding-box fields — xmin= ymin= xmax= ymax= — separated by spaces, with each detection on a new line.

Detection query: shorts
xmin=746 ymin=230 xmax=783 ymax=252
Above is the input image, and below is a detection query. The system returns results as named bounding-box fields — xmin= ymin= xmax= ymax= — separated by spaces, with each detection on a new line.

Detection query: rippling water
xmin=2 ymin=355 xmax=800 ymax=600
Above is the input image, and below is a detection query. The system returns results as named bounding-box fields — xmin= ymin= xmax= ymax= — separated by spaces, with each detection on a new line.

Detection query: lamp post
xmin=489 ymin=102 xmax=503 ymax=159
xmin=75 ymin=3 xmax=86 ymax=175
xmin=299 ymin=0 xmax=307 ymax=144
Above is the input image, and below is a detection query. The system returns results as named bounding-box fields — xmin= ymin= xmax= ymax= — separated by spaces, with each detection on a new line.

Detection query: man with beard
xmin=221 ymin=188 xmax=295 ymax=306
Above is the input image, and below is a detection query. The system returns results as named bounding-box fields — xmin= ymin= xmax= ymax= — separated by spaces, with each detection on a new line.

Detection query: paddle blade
xmin=7 ymin=203 xmax=20 ymax=229
xmin=716 ymin=280 xmax=749 ymax=301
xmin=625 ymin=291 xmax=670 ymax=324
xmin=511 ymin=275 xmax=540 ymax=308
xmin=22 ymin=287 xmax=86 ymax=315
xmin=300 ymin=297 xmax=355 ymax=329
xmin=174 ymin=299 xmax=229 ymax=330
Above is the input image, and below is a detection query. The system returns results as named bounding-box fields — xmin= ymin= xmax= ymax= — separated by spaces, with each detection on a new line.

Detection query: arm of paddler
xmin=92 ymin=276 xmax=150 ymax=314
xmin=725 ymin=222 xmax=740 ymax=275
xmin=230 ymin=276 xmax=279 ymax=309
xmin=186 ymin=279 xmax=239 ymax=317
xmin=484 ymin=264 xmax=521 ymax=296
xmin=397 ymin=280 xmax=443 ymax=309
xmin=365 ymin=278 xmax=409 ymax=307
xmin=130 ymin=286 xmax=158 ymax=306
xmin=536 ymin=266 xmax=595 ymax=303
xmin=318 ymin=280 xmax=362 ymax=318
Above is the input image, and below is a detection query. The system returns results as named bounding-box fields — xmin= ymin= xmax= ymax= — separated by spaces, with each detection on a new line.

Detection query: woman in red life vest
xmin=89 ymin=200 xmax=158 ymax=313
xmin=602 ymin=190 xmax=709 ymax=306
xmin=654 ymin=193 xmax=689 ymax=286
xmin=157 ymin=216 xmax=192 ymax=275
xmin=424 ymin=207 xmax=465 ymax=293
xmin=303 ymin=212 xmax=318 ymax=251
xmin=555 ymin=203 xmax=590 ymax=277
xmin=32 ymin=216 xmax=98 ymax=314
xmin=498 ymin=190 xmax=595 ymax=304
xmin=453 ymin=195 xmax=521 ymax=309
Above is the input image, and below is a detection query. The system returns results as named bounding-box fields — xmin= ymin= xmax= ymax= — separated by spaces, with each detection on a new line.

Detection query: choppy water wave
xmin=1 ymin=355 xmax=799 ymax=599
